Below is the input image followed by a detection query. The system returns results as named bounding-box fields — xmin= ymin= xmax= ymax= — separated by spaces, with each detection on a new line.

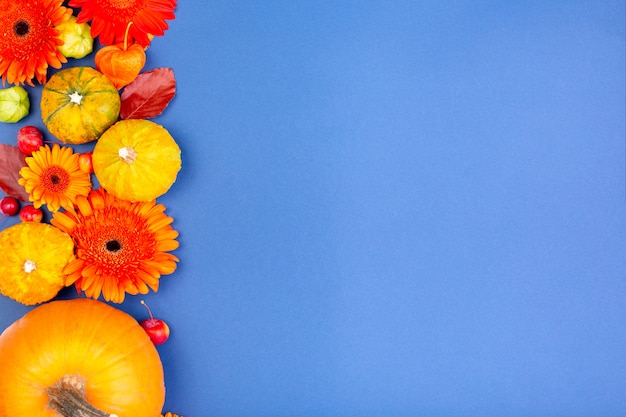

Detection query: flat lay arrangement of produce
xmin=0 ymin=0 xmax=183 ymax=415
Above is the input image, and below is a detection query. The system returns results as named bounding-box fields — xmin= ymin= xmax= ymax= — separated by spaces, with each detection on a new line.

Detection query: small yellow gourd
xmin=0 ymin=222 xmax=75 ymax=305
xmin=92 ymin=119 xmax=182 ymax=202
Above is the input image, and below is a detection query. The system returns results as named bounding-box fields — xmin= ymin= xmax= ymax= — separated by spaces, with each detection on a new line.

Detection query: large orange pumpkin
xmin=40 ymin=66 xmax=120 ymax=144
xmin=0 ymin=298 xmax=165 ymax=417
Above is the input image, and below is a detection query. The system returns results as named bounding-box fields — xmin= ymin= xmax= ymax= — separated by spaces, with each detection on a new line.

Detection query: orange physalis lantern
xmin=95 ymin=22 xmax=146 ymax=89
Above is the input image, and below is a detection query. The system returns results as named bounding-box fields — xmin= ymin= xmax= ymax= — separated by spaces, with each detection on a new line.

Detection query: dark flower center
xmin=106 ymin=240 xmax=122 ymax=253
xmin=42 ymin=166 xmax=70 ymax=193
xmin=14 ymin=20 xmax=30 ymax=37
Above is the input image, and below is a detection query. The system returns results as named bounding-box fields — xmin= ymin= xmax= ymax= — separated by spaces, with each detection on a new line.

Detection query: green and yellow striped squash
xmin=40 ymin=66 xmax=120 ymax=145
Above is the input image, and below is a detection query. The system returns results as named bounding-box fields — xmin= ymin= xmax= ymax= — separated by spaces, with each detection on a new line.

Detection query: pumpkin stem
xmin=69 ymin=90 xmax=83 ymax=105
xmin=46 ymin=377 xmax=118 ymax=417
xmin=118 ymin=146 xmax=138 ymax=164
xmin=22 ymin=259 xmax=37 ymax=273
xmin=124 ymin=22 xmax=134 ymax=51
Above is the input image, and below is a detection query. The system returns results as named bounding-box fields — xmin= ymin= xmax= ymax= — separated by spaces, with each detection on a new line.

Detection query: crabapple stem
xmin=141 ymin=300 xmax=154 ymax=320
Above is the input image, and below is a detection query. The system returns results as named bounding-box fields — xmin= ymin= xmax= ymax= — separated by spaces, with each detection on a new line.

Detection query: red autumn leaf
xmin=120 ymin=67 xmax=176 ymax=120
xmin=0 ymin=144 xmax=29 ymax=202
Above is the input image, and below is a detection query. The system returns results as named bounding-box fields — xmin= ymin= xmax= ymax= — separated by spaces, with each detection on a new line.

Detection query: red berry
xmin=140 ymin=300 xmax=170 ymax=346
xmin=17 ymin=126 xmax=44 ymax=156
xmin=78 ymin=151 xmax=94 ymax=174
xmin=19 ymin=204 xmax=43 ymax=222
xmin=0 ymin=196 xmax=19 ymax=220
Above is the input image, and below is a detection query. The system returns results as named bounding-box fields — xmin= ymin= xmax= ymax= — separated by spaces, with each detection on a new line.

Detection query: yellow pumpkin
xmin=0 ymin=222 xmax=75 ymax=306
xmin=41 ymin=66 xmax=120 ymax=144
xmin=0 ymin=298 xmax=165 ymax=417
xmin=92 ymin=119 xmax=182 ymax=202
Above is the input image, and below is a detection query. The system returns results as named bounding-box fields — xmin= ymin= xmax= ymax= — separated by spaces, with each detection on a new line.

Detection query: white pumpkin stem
xmin=46 ymin=377 xmax=116 ymax=417
xmin=68 ymin=90 xmax=83 ymax=105
xmin=118 ymin=146 xmax=138 ymax=164
xmin=22 ymin=259 xmax=37 ymax=273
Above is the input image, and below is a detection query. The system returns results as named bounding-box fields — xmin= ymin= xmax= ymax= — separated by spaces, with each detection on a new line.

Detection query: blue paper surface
xmin=0 ymin=1 xmax=625 ymax=415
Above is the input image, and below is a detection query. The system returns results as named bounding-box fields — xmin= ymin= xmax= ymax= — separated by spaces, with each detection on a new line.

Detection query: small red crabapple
xmin=17 ymin=126 xmax=44 ymax=156
xmin=0 ymin=196 xmax=19 ymax=220
xmin=140 ymin=300 xmax=170 ymax=346
xmin=19 ymin=205 xmax=43 ymax=222
xmin=78 ymin=152 xmax=94 ymax=174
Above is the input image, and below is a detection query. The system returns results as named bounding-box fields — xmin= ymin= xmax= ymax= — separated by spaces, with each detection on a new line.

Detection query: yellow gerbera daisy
xmin=162 ymin=413 xmax=183 ymax=417
xmin=51 ymin=188 xmax=179 ymax=303
xmin=18 ymin=144 xmax=92 ymax=212
xmin=0 ymin=222 xmax=75 ymax=305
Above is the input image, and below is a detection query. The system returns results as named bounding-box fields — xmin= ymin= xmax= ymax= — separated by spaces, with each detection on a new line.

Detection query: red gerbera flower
xmin=69 ymin=0 xmax=177 ymax=47
xmin=0 ymin=0 xmax=72 ymax=86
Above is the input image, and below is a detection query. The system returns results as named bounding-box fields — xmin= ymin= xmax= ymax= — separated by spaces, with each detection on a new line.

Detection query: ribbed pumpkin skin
xmin=93 ymin=119 xmax=182 ymax=202
xmin=41 ymin=66 xmax=120 ymax=144
xmin=0 ymin=298 xmax=165 ymax=417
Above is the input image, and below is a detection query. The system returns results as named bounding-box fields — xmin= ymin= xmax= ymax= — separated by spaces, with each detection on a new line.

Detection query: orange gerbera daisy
xmin=162 ymin=413 xmax=183 ymax=417
xmin=0 ymin=0 xmax=72 ymax=86
xmin=51 ymin=188 xmax=179 ymax=303
xmin=18 ymin=144 xmax=92 ymax=212
xmin=69 ymin=0 xmax=177 ymax=47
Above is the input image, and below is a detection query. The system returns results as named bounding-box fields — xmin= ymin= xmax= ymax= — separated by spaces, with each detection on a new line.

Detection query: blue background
xmin=0 ymin=1 xmax=625 ymax=416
